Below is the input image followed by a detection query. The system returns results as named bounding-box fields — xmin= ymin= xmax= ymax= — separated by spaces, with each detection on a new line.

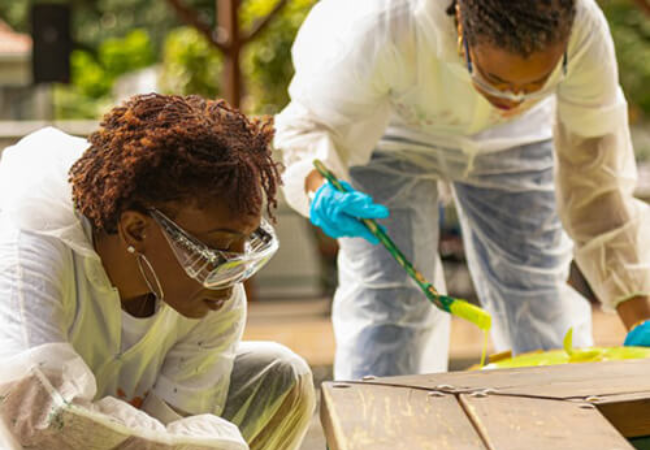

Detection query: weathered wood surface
xmin=459 ymin=393 xmax=633 ymax=450
xmin=590 ymin=393 xmax=650 ymax=438
xmin=320 ymin=382 xmax=486 ymax=450
xmin=321 ymin=359 xmax=650 ymax=449
xmin=361 ymin=358 xmax=650 ymax=399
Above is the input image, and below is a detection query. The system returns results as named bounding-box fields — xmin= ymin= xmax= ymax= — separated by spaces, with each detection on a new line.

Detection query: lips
xmin=492 ymin=101 xmax=518 ymax=111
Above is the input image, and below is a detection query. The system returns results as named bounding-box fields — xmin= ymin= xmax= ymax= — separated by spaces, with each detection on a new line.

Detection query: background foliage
xmin=159 ymin=27 xmax=223 ymax=100
xmin=54 ymin=29 xmax=155 ymax=118
xmin=0 ymin=0 xmax=647 ymax=119
xmin=158 ymin=0 xmax=316 ymax=114
xmin=600 ymin=0 xmax=650 ymax=121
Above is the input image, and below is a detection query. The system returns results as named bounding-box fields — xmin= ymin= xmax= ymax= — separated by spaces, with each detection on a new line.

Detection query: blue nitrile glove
xmin=624 ymin=320 xmax=650 ymax=346
xmin=309 ymin=180 xmax=389 ymax=245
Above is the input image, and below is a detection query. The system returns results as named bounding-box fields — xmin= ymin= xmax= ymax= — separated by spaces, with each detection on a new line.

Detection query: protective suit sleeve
xmin=274 ymin=0 xmax=408 ymax=216
xmin=0 ymin=226 xmax=74 ymax=359
xmin=0 ymin=343 xmax=248 ymax=450
xmin=152 ymin=285 xmax=247 ymax=417
xmin=555 ymin=2 xmax=650 ymax=311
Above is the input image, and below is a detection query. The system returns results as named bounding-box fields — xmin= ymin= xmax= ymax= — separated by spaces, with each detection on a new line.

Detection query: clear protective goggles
xmin=463 ymin=34 xmax=567 ymax=103
xmin=149 ymin=208 xmax=279 ymax=289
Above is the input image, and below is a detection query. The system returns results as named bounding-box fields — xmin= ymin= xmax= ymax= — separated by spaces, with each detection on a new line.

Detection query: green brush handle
xmin=313 ymin=159 xmax=492 ymax=331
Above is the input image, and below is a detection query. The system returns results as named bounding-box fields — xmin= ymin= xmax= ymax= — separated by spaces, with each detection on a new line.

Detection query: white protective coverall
xmin=0 ymin=128 xmax=315 ymax=449
xmin=275 ymin=0 xmax=650 ymax=379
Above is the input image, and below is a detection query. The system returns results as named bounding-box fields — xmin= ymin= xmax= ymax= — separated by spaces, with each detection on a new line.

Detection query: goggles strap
xmin=136 ymin=253 xmax=165 ymax=301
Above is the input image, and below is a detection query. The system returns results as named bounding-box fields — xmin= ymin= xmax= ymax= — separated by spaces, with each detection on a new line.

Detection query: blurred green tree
xmin=0 ymin=0 xmax=646 ymax=118
xmin=159 ymin=0 xmax=316 ymax=114
xmin=241 ymin=0 xmax=316 ymax=114
xmin=159 ymin=26 xmax=223 ymax=99
xmin=163 ymin=0 xmax=302 ymax=108
xmin=55 ymin=29 xmax=155 ymax=118
xmin=0 ymin=0 xmax=198 ymax=53
xmin=0 ymin=2 xmax=28 ymax=32
xmin=599 ymin=0 xmax=650 ymax=121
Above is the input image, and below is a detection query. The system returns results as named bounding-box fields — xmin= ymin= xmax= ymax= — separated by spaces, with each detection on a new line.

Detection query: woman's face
xmin=468 ymin=42 xmax=566 ymax=111
xmin=134 ymin=200 xmax=261 ymax=319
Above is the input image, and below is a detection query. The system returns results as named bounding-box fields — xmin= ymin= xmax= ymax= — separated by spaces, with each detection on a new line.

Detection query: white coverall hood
xmin=0 ymin=126 xmax=95 ymax=258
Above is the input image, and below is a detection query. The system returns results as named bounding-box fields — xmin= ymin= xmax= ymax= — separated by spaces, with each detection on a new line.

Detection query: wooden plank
xmin=320 ymin=382 xmax=486 ymax=450
xmin=497 ymin=373 xmax=650 ymax=399
xmin=358 ymin=358 xmax=650 ymax=400
xmin=459 ymin=393 xmax=634 ymax=450
xmin=587 ymin=392 xmax=650 ymax=438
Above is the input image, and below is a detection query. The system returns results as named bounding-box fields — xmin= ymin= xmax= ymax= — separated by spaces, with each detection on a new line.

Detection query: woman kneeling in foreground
xmin=0 ymin=94 xmax=315 ymax=449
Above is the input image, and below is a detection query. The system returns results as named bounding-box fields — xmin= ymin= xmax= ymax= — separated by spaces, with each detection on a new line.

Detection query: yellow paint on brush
xmin=448 ymin=301 xmax=492 ymax=368
xmin=480 ymin=329 xmax=489 ymax=368
xmin=449 ymin=301 xmax=492 ymax=331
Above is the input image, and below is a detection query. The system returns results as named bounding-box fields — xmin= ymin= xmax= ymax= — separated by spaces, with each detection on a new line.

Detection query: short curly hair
xmin=70 ymin=93 xmax=281 ymax=234
xmin=448 ymin=0 xmax=576 ymax=57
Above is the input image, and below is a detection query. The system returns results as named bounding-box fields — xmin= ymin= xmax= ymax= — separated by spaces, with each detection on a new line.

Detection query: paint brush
xmin=313 ymin=159 xmax=492 ymax=331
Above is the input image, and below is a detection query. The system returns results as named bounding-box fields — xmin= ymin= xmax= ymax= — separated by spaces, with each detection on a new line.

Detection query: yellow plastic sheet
xmin=483 ymin=328 xmax=650 ymax=369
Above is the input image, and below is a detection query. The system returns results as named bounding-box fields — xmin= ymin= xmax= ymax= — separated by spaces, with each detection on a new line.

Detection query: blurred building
xmin=0 ymin=20 xmax=51 ymax=120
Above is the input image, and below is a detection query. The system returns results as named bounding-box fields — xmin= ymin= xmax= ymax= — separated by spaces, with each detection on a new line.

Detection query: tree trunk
xmin=218 ymin=0 xmax=242 ymax=107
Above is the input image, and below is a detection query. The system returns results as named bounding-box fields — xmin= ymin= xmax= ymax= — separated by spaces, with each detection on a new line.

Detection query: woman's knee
xmin=266 ymin=344 xmax=315 ymax=414
xmin=239 ymin=342 xmax=314 ymax=402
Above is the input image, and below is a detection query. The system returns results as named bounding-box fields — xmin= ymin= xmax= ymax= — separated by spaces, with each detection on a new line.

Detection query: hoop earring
xmin=136 ymin=253 xmax=165 ymax=301
xmin=455 ymin=3 xmax=464 ymax=58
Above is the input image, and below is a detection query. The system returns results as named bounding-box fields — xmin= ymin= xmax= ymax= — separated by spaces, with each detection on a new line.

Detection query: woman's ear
xmin=118 ymin=210 xmax=152 ymax=253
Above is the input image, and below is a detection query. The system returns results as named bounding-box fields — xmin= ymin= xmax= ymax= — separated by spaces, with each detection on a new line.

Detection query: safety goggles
xmin=463 ymin=34 xmax=567 ymax=103
xmin=149 ymin=208 xmax=278 ymax=289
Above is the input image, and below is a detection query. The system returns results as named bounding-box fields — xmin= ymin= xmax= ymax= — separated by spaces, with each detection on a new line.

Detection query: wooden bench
xmin=321 ymin=358 xmax=650 ymax=449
